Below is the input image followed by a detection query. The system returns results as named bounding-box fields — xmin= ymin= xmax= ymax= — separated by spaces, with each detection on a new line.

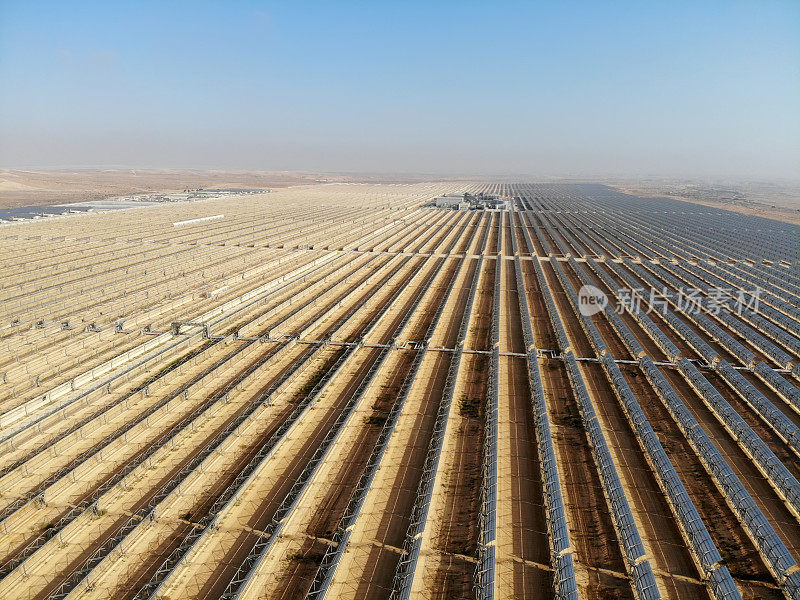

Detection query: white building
xmin=434 ymin=194 xmax=466 ymax=209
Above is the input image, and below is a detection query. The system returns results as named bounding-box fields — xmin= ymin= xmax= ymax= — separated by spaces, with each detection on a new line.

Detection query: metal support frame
xmin=390 ymin=249 xmax=484 ymax=600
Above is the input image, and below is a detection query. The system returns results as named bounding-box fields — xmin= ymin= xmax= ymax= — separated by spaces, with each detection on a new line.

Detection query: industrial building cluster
xmin=432 ymin=192 xmax=508 ymax=210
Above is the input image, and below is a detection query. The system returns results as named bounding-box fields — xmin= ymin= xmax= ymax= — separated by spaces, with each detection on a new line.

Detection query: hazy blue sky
xmin=1 ymin=1 xmax=798 ymax=178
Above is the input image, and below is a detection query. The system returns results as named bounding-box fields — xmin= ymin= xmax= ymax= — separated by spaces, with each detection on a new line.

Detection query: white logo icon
xmin=578 ymin=285 xmax=608 ymax=316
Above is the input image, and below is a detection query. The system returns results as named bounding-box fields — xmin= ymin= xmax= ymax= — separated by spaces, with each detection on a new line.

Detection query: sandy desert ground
xmin=0 ymin=170 xmax=340 ymax=210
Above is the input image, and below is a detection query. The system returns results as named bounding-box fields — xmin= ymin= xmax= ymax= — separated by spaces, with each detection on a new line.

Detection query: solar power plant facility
xmin=2 ymin=182 xmax=800 ymax=600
